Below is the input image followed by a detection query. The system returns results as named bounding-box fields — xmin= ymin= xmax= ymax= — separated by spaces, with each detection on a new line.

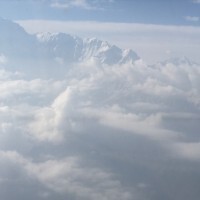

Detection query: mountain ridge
xmin=0 ymin=18 xmax=199 ymax=79
xmin=0 ymin=18 xmax=140 ymax=67
xmin=35 ymin=32 xmax=140 ymax=65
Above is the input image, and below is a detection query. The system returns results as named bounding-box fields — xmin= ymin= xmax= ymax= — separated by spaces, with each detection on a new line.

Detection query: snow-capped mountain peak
xmin=0 ymin=18 xmax=140 ymax=79
xmin=35 ymin=32 xmax=140 ymax=65
xmin=0 ymin=18 xmax=140 ymax=70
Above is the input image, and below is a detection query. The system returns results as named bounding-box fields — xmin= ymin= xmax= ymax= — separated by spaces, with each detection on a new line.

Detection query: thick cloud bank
xmin=0 ymin=55 xmax=200 ymax=200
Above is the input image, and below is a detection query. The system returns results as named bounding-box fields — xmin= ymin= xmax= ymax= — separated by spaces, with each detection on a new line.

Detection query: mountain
xmin=0 ymin=18 xmax=140 ymax=73
xmin=1 ymin=18 xmax=198 ymax=79
xmin=0 ymin=18 xmax=36 ymax=58
xmin=36 ymin=32 xmax=140 ymax=65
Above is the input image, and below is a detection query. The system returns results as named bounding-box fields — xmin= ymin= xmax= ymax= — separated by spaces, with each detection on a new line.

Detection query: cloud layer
xmin=0 ymin=48 xmax=200 ymax=199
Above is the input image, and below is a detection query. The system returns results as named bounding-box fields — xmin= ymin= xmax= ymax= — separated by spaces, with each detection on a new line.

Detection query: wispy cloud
xmin=0 ymin=54 xmax=7 ymax=64
xmin=185 ymin=15 xmax=199 ymax=22
xmin=50 ymin=1 xmax=70 ymax=9
xmin=193 ymin=0 xmax=200 ymax=3
xmin=50 ymin=0 xmax=104 ymax=10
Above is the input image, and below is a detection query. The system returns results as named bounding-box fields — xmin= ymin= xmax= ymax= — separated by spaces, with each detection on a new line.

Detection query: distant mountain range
xmin=0 ymin=18 xmax=198 ymax=78
xmin=0 ymin=18 xmax=139 ymax=68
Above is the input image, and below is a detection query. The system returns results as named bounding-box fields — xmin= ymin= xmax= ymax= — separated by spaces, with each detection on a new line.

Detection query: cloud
xmin=28 ymin=87 xmax=75 ymax=143
xmin=50 ymin=0 xmax=104 ymax=10
xmin=193 ymin=0 xmax=200 ymax=3
xmin=0 ymin=150 xmax=133 ymax=200
xmin=0 ymin=54 xmax=7 ymax=64
xmin=0 ymin=55 xmax=200 ymax=199
xmin=27 ymin=156 xmax=133 ymax=200
xmin=17 ymin=20 xmax=200 ymax=35
xmin=172 ymin=142 xmax=200 ymax=161
xmin=50 ymin=1 xmax=70 ymax=9
xmin=185 ymin=16 xmax=199 ymax=22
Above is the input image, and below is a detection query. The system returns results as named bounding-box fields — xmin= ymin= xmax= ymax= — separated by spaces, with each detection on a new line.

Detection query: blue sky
xmin=0 ymin=0 xmax=200 ymax=25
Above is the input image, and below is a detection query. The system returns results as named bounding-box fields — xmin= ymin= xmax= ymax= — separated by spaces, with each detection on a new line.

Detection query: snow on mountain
xmin=36 ymin=32 xmax=140 ymax=65
xmin=36 ymin=32 xmax=82 ymax=64
xmin=0 ymin=18 xmax=143 ymax=78
xmin=0 ymin=17 xmax=142 ymax=78
xmin=0 ymin=18 xmax=198 ymax=79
